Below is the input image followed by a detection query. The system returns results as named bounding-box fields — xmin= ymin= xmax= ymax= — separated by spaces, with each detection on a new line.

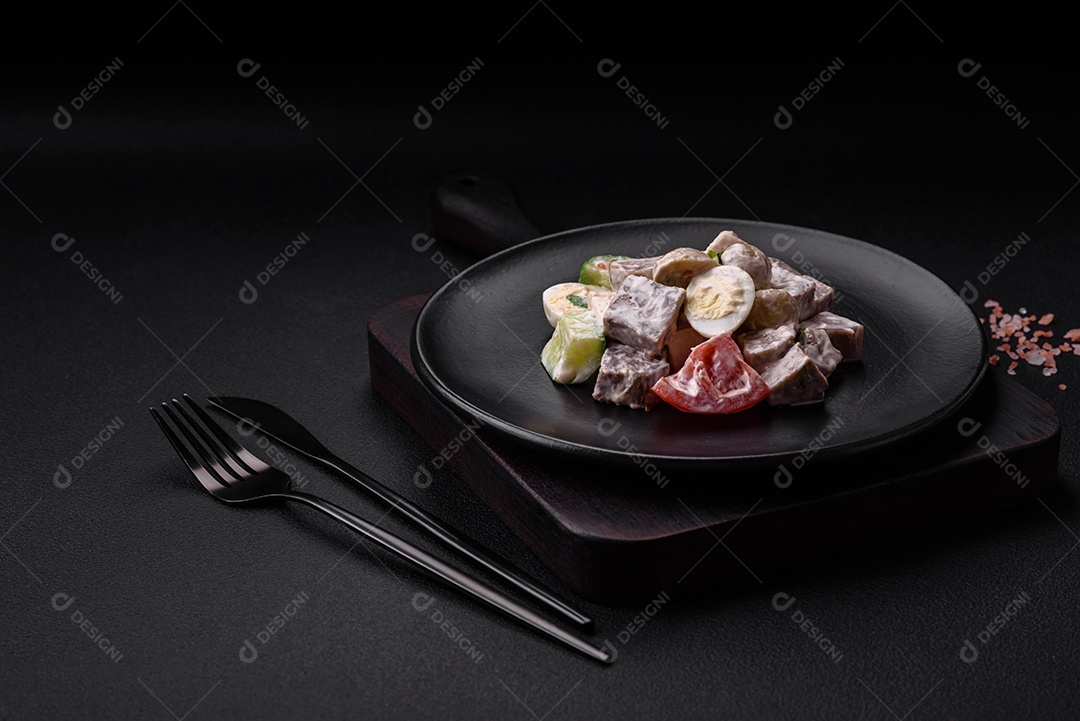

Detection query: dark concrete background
xmin=2 ymin=5 xmax=1078 ymax=719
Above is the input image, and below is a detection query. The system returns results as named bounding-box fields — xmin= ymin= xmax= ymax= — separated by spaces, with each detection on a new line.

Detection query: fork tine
xmin=182 ymin=394 xmax=270 ymax=474
xmin=170 ymin=399 xmax=250 ymax=481
xmin=161 ymin=402 xmax=237 ymax=489
xmin=150 ymin=407 xmax=230 ymax=494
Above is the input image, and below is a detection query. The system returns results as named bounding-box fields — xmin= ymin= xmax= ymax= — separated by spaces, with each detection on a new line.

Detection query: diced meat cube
xmin=592 ymin=344 xmax=670 ymax=410
xmin=808 ymin=278 xmax=835 ymax=317
xmin=759 ymin=345 xmax=829 ymax=406
xmin=720 ymin=242 xmax=772 ymax=290
xmin=768 ymin=259 xmax=817 ymax=320
xmin=741 ymin=289 xmax=799 ymax=333
xmin=770 ymin=258 xmax=800 ymax=274
xmin=736 ymin=325 xmax=797 ymax=372
xmin=801 ymin=327 xmax=842 ymax=376
xmin=653 ymin=248 xmax=717 ymax=288
xmin=665 ymin=319 xmax=708 ymax=372
xmin=801 ymin=311 xmax=864 ymax=362
xmin=603 ymin=275 xmax=685 ymax=357
xmin=609 ymin=257 xmax=659 ymax=290
xmin=770 ymin=259 xmax=835 ymax=317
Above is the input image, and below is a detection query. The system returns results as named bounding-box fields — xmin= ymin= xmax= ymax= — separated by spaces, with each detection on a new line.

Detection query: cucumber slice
xmin=578 ymin=254 xmax=629 ymax=290
xmin=541 ymin=310 xmax=606 ymax=384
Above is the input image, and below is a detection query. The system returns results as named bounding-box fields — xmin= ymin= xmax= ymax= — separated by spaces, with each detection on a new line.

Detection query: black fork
xmin=150 ymin=395 xmax=612 ymax=664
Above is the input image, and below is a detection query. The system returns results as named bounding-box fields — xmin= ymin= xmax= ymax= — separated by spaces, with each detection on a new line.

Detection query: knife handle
xmin=283 ymin=490 xmax=610 ymax=663
xmin=323 ymin=456 xmax=594 ymax=631
xmin=431 ymin=173 xmax=541 ymax=257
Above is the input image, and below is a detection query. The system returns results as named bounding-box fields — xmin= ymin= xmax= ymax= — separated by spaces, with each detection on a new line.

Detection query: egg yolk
xmin=688 ymin=278 xmax=747 ymax=320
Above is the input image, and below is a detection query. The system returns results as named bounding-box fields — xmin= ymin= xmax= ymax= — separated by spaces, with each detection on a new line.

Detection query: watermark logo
xmin=235 ymin=419 xmax=311 ymax=489
xmin=51 ymin=233 xmax=123 ymax=304
xmin=54 ymin=416 xmax=124 ymax=489
xmin=957 ymin=58 xmax=1030 ymax=130
xmin=411 ymin=233 xmax=483 ymax=303
xmin=237 ymin=59 xmax=310 ymax=130
xmin=51 ymin=591 xmax=124 ymax=663
xmin=959 ymin=590 xmax=1031 ymax=664
xmin=774 ymin=417 xmax=845 ymax=488
xmin=597 ymin=418 xmax=620 ymax=437
xmin=774 ymin=58 xmax=844 ymax=130
xmin=597 ymin=59 xmax=670 ymax=130
xmin=956 ymin=417 xmax=1029 ymax=489
xmin=642 ymin=231 xmax=672 ymax=257
xmin=414 ymin=58 xmax=485 ymax=130
xmin=596 ymin=419 xmax=669 ymax=488
xmin=54 ymin=58 xmax=124 ymax=130
xmin=238 ymin=231 xmax=310 ymax=305
xmin=957 ymin=232 xmax=1031 ymax=305
xmin=772 ymin=592 xmax=843 ymax=663
xmin=411 ymin=592 xmax=435 ymax=612
xmin=414 ymin=419 xmax=483 ymax=488
xmin=599 ymin=591 xmax=670 ymax=661
xmin=770 ymin=233 xmax=845 ymax=304
xmin=239 ymin=590 xmax=310 ymax=664
xmin=410 ymin=592 xmax=483 ymax=663
xmin=51 ymin=591 xmax=76 ymax=612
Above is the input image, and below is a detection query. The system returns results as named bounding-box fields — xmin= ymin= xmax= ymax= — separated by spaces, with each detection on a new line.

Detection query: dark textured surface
xmin=3 ymin=6 xmax=1080 ymax=720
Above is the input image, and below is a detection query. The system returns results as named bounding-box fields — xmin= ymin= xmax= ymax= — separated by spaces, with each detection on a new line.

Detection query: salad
xmin=539 ymin=230 xmax=864 ymax=413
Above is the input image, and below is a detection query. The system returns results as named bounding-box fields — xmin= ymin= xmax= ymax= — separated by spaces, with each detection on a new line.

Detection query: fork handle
xmin=281 ymin=491 xmax=612 ymax=664
xmin=318 ymin=456 xmax=594 ymax=631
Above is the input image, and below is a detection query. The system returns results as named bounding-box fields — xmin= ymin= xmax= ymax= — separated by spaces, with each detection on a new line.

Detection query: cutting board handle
xmin=432 ymin=174 xmax=541 ymax=257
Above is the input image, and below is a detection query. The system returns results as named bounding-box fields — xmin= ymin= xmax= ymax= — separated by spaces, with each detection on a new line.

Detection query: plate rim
xmin=412 ymin=216 xmax=989 ymax=469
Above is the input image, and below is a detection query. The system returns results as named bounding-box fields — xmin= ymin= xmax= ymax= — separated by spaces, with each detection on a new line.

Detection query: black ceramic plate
xmin=412 ymin=219 xmax=987 ymax=470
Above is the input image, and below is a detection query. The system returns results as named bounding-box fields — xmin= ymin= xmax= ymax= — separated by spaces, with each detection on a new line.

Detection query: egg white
xmin=684 ymin=266 xmax=756 ymax=337
xmin=542 ymin=282 xmax=611 ymax=327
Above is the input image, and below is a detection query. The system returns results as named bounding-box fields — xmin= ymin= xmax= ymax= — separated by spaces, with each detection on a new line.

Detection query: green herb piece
xmin=567 ymin=294 xmax=589 ymax=308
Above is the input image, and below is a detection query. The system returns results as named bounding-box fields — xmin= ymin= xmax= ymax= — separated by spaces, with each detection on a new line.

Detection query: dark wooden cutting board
xmin=369 ymin=294 xmax=1060 ymax=606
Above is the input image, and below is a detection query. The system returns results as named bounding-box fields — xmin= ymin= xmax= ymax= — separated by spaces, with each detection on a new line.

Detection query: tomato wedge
xmin=651 ymin=333 xmax=770 ymax=413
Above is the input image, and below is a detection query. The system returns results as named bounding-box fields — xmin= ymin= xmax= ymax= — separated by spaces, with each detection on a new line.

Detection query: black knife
xmin=206 ymin=396 xmax=593 ymax=630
